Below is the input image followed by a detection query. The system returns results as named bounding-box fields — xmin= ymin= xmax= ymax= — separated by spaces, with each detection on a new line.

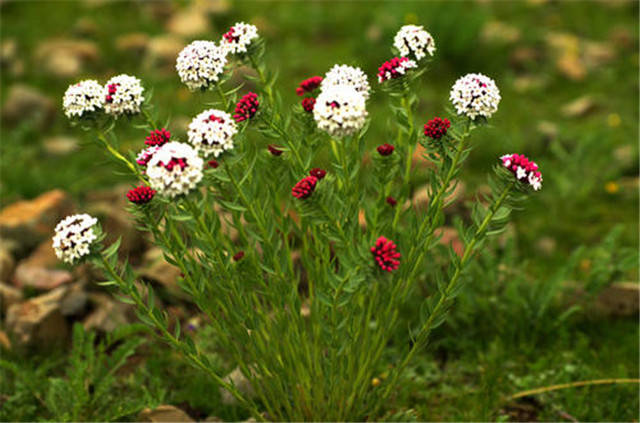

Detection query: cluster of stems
xmin=84 ymin=43 xmax=520 ymax=421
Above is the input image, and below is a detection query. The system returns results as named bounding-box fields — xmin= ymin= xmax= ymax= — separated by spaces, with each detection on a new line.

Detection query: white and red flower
xmin=221 ymin=22 xmax=259 ymax=54
xmin=500 ymin=153 xmax=543 ymax=191
xmin=393 ymin=25 xmax=436 ymax=61
xmin=104 ymin=74 xmax=144 ymax=117
xmin=63 ymin=79 xmax=105 ymax=119
xmin=176 ymin=40 xmax=227 ymax=91
xmin=52 ymin=214 xmax=99 ymax=264
xmin=313 ymin=85 xmax=367 ymax=138
xmin=450 ymin=73 xmax=501 ymax=120
xmin=377 ymin=57 xmax=417 ymax=83
xmin=187 ymin=109 xmax=238 ymax=157
xmin=146 ymin=142 xmax=204 ymax=198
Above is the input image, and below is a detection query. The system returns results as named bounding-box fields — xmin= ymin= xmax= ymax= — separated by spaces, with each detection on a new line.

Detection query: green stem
xmin=217 ymin=84 xmax=230 ymax=110
xmin=377 ymin=181 xmax=514 ymax=413
xmin=97 ymin=131 xmax=144 ymax=183
xmin=97 ymin=255 xmax=264 ymax=421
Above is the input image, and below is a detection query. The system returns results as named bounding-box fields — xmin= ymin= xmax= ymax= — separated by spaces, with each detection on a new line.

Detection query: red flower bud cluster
xmin=377 ymin=143 xmax=395 ymax=156
xmin=309 ymin=168 xmax=326 ymax=180
xmin=234 ymin=92 xmax=259 ymax=123
xmin=127 ymin=186 xmax=156 ymax=205
xmin=145 ymin=128 xmax=171 ymax=146
xmin=296 ymin=76 xmax=323 ymax=96
xmin=423 ymin=117 xmax=451 ymax=140
xmin=291 ymin=175 xmax=318 ymax=200
xmin=371 ymin=236 xmax=401 ymax=272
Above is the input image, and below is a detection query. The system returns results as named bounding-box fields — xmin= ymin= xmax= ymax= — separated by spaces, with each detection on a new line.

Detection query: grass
xmin=0 ymin=0 xmax=638 ymax=421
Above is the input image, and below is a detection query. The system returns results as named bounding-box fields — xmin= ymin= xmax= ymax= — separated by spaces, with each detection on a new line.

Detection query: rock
xmin=1 ymin=84 xmax=56 ymax=130
xmin=435 ymin=227 xmax=464 ymax=258
xmin=1 ymin=38 xmax=23 ymax=76
xmin=72 ymin=17 xmax=98 ymax=38
xmin=0 ymin=190 xmax=73 ymax=254
xmin=411 ymin=144 xmax=436 ymax=169
xmin=0 ymin=245 xmax=15 ymax=281
xmin=596 ymin=282 xmax=639 ymax=316
xmin=536 ymin=121 xmax=558 ymax=141
xmin=115 ymin=33 xmax=150 ymax=56
xmin=583 ymin=41 xmax=616 ymax=68
xmin=509 ymin=47 xmax=541 ymax=70
xmin=34 ymin=39 xmax=99 ymax=79
xmin=43 ymin=136 xmax=79 ymax=156
xmin=138 ymin=405 xmax=194 ymax=422
xmin=613 ymin=145 xmax=634 ymax=169
xmin=166 ymin=7 xmax=210 ymax=37
xmin=139 ymin=248 xmax=182 ymax=297
xmin=145 ymin=36 xmax=184 ymax=71
xmin=546 ymin=32 xmax=586 ymax=81
xmin=192 ymin=0 xmax=230 ymax=14
xmin=410 ymin=181 xmax=465 ymax=212
xmin=5 ymin=286 xmax=70 ymax=347
xmin=535 ymin=236 xmax=557 ymax=256
xmin=561 ymin=96 xmax=596 ymax=118
xmin=59 ymin=282 xmax=88 ymax=317
xmin=220 ymin=367 xmax=255 ymax=405
xmin=0 ymin=281 xmax=22 ymax=315
xmin=21 ymin=239 xmax=59 ymax=269
xmin=512 ymin=76 xmax=546 ymax=93
xmin=83 ymin=293 xmax=134 ymax=333
xmin=0 ymin=330 xmax=10 ymax=350
xmin=481 ymin=20 xmax=520 ymax=44
xmin=86 ymin=185 xmax=146 ymax=258
xmin=609 ymin=27 xmax=633 ymax=50
xmin=14 ymin=264 xmax=72 ymax=291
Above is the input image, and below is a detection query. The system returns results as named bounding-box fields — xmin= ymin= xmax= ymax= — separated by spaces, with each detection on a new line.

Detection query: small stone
xmin=510 ymin=47 xmax=541 ymax=70
xmin=1 ymin=38 xmax=23 ymax=76
xmin=613 ymin=145 xmax=633 ymax=169
xmin=138 ymin=405 xmax=194 ymax=422
xmin=43 ymin=136 xmax=79 ymax=156
xmin=435 ymin=227 xmax=464 ymax=258
xmin=583 ymin=41 xmax=616 ymax=68
xmin=60 ymin=282 xmax=88 ymax=317
xmin=535 ymin=236 xmax=557 ymax=256
xmin=83 ymin=293 xmax=134 ymax=333
xmin=166 ymin=7 xmax=210 ymax=37
xmin=139 ymin=248 xmax=182 ymax=296
xmin=512 ymin=76 xmax=546 ymax=93
xmin=0 ymin=245 xmax=15 ymax=281
xmin=562 ymin=96 xmax=596 ymax=118
xmin=72 ymin=17 xmax=98 ymax=37
xmin=5 ymin=286 xmax=70 ymax=347
xmin=115 ymin=33 xmax=150 ymax=55
xmin=536 ymin=121 xmax=558 ymax=141
xmin=1 ymin=84 xmax=56 ymax=130
xmin=0 ymin=330 xmax=11 ymax=350
xmin=410 ymin=181 xmax=465 ymax=212
xmin=220 ymin=367 xmax=254 ymax=405
xmin=34 ymin=39 xmax=99 ymax=79
xmin=145 ymin=36 xmax=184 ymax=71
xmin=0 ymin=190 xmax=73 ymax=254
xmin=0 ymin=281 xmax=22 ymax=315
xmin=596 ymin=282 xmax=639 ymax=316
xmin=14 ymin=264 xmax=72 ymax=291
xmin=481 ymin=21 xmax=521 ymax=44
xmin=192 ymin=0 xmax=230 ymax=14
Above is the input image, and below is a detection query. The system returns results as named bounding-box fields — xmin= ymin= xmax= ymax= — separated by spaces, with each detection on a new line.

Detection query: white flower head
xmin=314 ymin=85 xmax=368 ymax=138
xmin=63 ymin=80 xmax=105 ymax=119
xmin=53 ymin=214 xmax=99 ymax=264
xmin=222 ymin=22 xmax=259 ymax=54
xmin=104 ymin=74 xmax=144 ymax=117
xmin=321 ymin=64 xmax=370 ymax=100
xmin=176 ymin=40 xmax=228 ymax=91
xmin=393 ymin=25 xmax=436 ymax=61
xmin=187 ymin=109 xmax=238 ymax=157
xmin=449 ymin=73 xmax=501 ymax=120
xmin=136 ymin=145 xmax=160 ymax=168
xmin=146 ymin=142 xmax=204 ymax=198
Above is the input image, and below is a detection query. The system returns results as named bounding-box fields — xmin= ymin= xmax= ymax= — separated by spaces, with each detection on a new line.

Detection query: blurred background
xmin=0 ymin=0 xmax=638 ymax=421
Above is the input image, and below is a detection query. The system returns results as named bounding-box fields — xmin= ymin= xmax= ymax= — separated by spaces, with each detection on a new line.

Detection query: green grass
xmin=0 ymin=0 xmax=638 ymax=421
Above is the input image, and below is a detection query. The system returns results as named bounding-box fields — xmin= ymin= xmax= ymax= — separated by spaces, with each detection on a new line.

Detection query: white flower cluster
xmin=449 ymin=73 xmax=501 ymax=119
xmin=146 ymin=142 xmax=204 ymax=198
xmin=313 ymin=85 xmax=368 ymax=138
xmin=176 ymin=41 xmax=228 ymax=91
xmin=222 ymin=22 xmax=259 ymax=54
xmin=187 ymin=109 xmax=238 ymax=157
xmin=104 ymin=74 xmax=144 ymax=117
xmin=393 ymin=25 xmax=436 ymax=60
xmin=52 ymin=214 xmax=98 ymax=264
xmin=62 ymin=79 xmax=105 ymax=119
xmin=321 ymin=64 xmax=370 ymax=100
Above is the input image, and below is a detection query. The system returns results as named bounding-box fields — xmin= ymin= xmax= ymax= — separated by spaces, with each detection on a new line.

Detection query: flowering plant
xmin=57 ymin=22 xmax=541 ymax=421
